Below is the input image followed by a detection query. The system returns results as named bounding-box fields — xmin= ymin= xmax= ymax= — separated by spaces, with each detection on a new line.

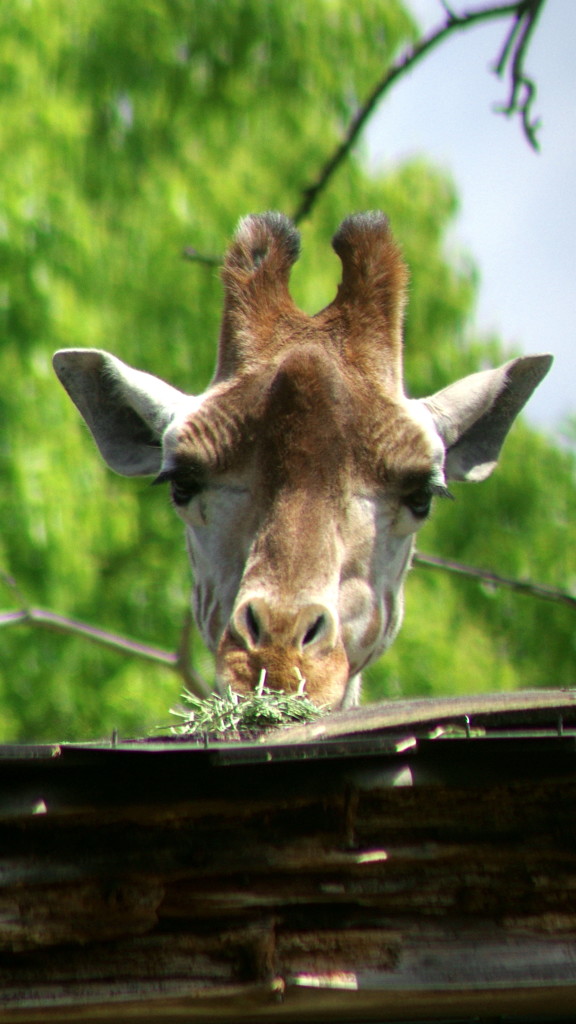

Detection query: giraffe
xmin=53 ymin=212 xmax=551 ymax=707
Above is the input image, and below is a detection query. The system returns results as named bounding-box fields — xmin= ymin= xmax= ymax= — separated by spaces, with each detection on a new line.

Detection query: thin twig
xmin=492 ymin=0 xmax=545 ymax=150
xmin=181 ymin=2 xmax=546 ymax=260
xmin=0 ymin=605 xmax=185 ymax=662
xmin=182 ymin=246 xmax=220 ymax=267
xmin=292 ymin=1 xmax=530 ymax=223
xmin=0 ymin=569 xmax=211 ymax=696
xmin=174 ymin=605 xmax=212 ymax=697
xmin=2 ymin=539 xmax=572 ymax=704
xmin=414 ymin=551 xmax=576 ymax=610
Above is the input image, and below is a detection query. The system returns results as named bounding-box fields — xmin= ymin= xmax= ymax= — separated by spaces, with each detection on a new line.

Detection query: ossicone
xmin=217 ymin=213 xmax=302 ymax=380
xmin=331 ymin=211 xmax=408 ymax=307
xmin=222 ymin=211 xmax=300 ymax=285
xmin=327 ymin=211 xmax=408 ymax=392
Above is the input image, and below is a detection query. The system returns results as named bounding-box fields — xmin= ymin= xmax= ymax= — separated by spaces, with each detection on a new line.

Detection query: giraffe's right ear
xmin=53 ymin=349 xmax=189 ymax=476
xmin=423 ymin=354 xmax=553 ymax=482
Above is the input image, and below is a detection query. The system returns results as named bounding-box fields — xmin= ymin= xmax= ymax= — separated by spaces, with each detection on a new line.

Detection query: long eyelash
xmin=152 ymin=466 xmax=206 ymax=507
xmin=431 ymin=484 xmax=455 ymax=501
xmin=152 ymin=470 xmax=173 ymax=487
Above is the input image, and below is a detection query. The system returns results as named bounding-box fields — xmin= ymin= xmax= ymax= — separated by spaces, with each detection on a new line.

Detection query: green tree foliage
xmin=0 ymin=0 xmax=573 ymax=740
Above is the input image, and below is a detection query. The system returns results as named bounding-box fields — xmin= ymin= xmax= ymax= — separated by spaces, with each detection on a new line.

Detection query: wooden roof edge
xmin=1 ymin=689 xmax=575 ymax=760
xmin=263 ymin=687 xmax=576 ymax=745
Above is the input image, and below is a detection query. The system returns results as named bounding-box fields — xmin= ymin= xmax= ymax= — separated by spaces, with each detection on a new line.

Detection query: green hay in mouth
xmin=171 ymin=684 xmax=326 ymax=739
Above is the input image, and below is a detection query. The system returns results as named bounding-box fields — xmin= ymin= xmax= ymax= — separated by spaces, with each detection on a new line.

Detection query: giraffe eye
xmin=404 ymin=488 xmax=432 ymax=519
xmin=403 ymin=481 xmax=453 ymax=519
xmin=171 ymin=479 xmax=203 ymax=506
xmin=153 ymin=468 xmax=205 ymax=506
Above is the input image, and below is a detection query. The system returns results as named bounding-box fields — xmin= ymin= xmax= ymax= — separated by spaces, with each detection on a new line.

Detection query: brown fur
xmin=170 ymin=212 xmax=433 ymax=704
xmin=216 ymin=211 xmax=408 ymax=392
xmin=53 ymin=212 xmax=551 ymax=708
xmin=217 ymin=629 xmax=350 ymax=706
xmin=174 ymin=213 xmax=430 ymax=498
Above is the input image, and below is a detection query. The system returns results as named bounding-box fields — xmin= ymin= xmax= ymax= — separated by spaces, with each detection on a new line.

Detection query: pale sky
xmin=366 ymin=0 xmax=575 ymax=436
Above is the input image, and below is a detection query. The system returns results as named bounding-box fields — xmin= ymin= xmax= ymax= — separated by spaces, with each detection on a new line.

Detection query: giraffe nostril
xmin=245 ymin=603 xmax=261 ymax=646
xmin=302 ymin=614 xmax=325 ymax=647
xmin=232 ymin=599 xmax=333 ymax=653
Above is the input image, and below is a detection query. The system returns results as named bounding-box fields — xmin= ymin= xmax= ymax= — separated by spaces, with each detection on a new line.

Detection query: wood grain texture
xmin=1 ymin=692 xmax=576 ymax=1021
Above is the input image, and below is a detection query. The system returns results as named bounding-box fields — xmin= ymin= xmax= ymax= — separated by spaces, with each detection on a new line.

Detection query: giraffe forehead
xmin=170 ymin=347 xmax=437 ymax=491
xmin=260 ymin=347 xmax=438 ymax=485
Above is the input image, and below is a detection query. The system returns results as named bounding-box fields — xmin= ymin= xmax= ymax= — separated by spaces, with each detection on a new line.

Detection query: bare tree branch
xmin=1 ymin=545 xmax=573 ymax=703
xmin=0 ymin=605 xmax=180 ymax=663
xmin=492 ymin=0 xmax=545 ymax=149
xmin=182 ymin=245 xmax=220 ymax=267
xmin=292 ymin=0 xmax=545 ymax=224
xmin=0 ymin=572 xmax=211 ymax=699
xmin=174 ymin=606 xmax=212 ymax=697
xmin=414 ymin=551 xmax=576 ymax=610
xmin=182 ymin=2 xmax=547 ymax=262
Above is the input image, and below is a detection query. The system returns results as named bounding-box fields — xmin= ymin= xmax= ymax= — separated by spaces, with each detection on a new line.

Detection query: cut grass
xmin=171 ymin=682 xmax=326 ymax=739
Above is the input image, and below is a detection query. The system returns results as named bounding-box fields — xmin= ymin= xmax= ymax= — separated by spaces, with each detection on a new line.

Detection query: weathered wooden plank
xmin=266 ymin=688 xmax=576 ymax=743
xmin=0 ymin=698 xmax=576 ymax=1021
xmin=1 ymin=777 xmax=576 ymax=938
xmin=0 ymin=880 xmax=164 ymax=951
xmin=1 ymin=933 xmax=576 ymax=1022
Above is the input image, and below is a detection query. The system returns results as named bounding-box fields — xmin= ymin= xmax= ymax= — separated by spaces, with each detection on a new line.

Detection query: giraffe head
xmin=53 ymin=212 xmax=551 ymax=707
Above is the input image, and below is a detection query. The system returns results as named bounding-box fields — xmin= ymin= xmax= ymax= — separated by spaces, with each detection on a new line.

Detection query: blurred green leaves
xmin=0 ymin=0 xmax=572 ymax=740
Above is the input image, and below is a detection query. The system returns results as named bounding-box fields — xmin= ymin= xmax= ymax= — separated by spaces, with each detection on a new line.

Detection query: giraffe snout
xmin=215 ymin=594 xmax=349 ymax=706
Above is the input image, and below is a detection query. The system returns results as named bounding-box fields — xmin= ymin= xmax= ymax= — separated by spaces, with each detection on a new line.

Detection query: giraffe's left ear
xmin=53 ymin=349 xmax=190 ymax=476
xmin=422 ymin=354 xmax=553 ymax=482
